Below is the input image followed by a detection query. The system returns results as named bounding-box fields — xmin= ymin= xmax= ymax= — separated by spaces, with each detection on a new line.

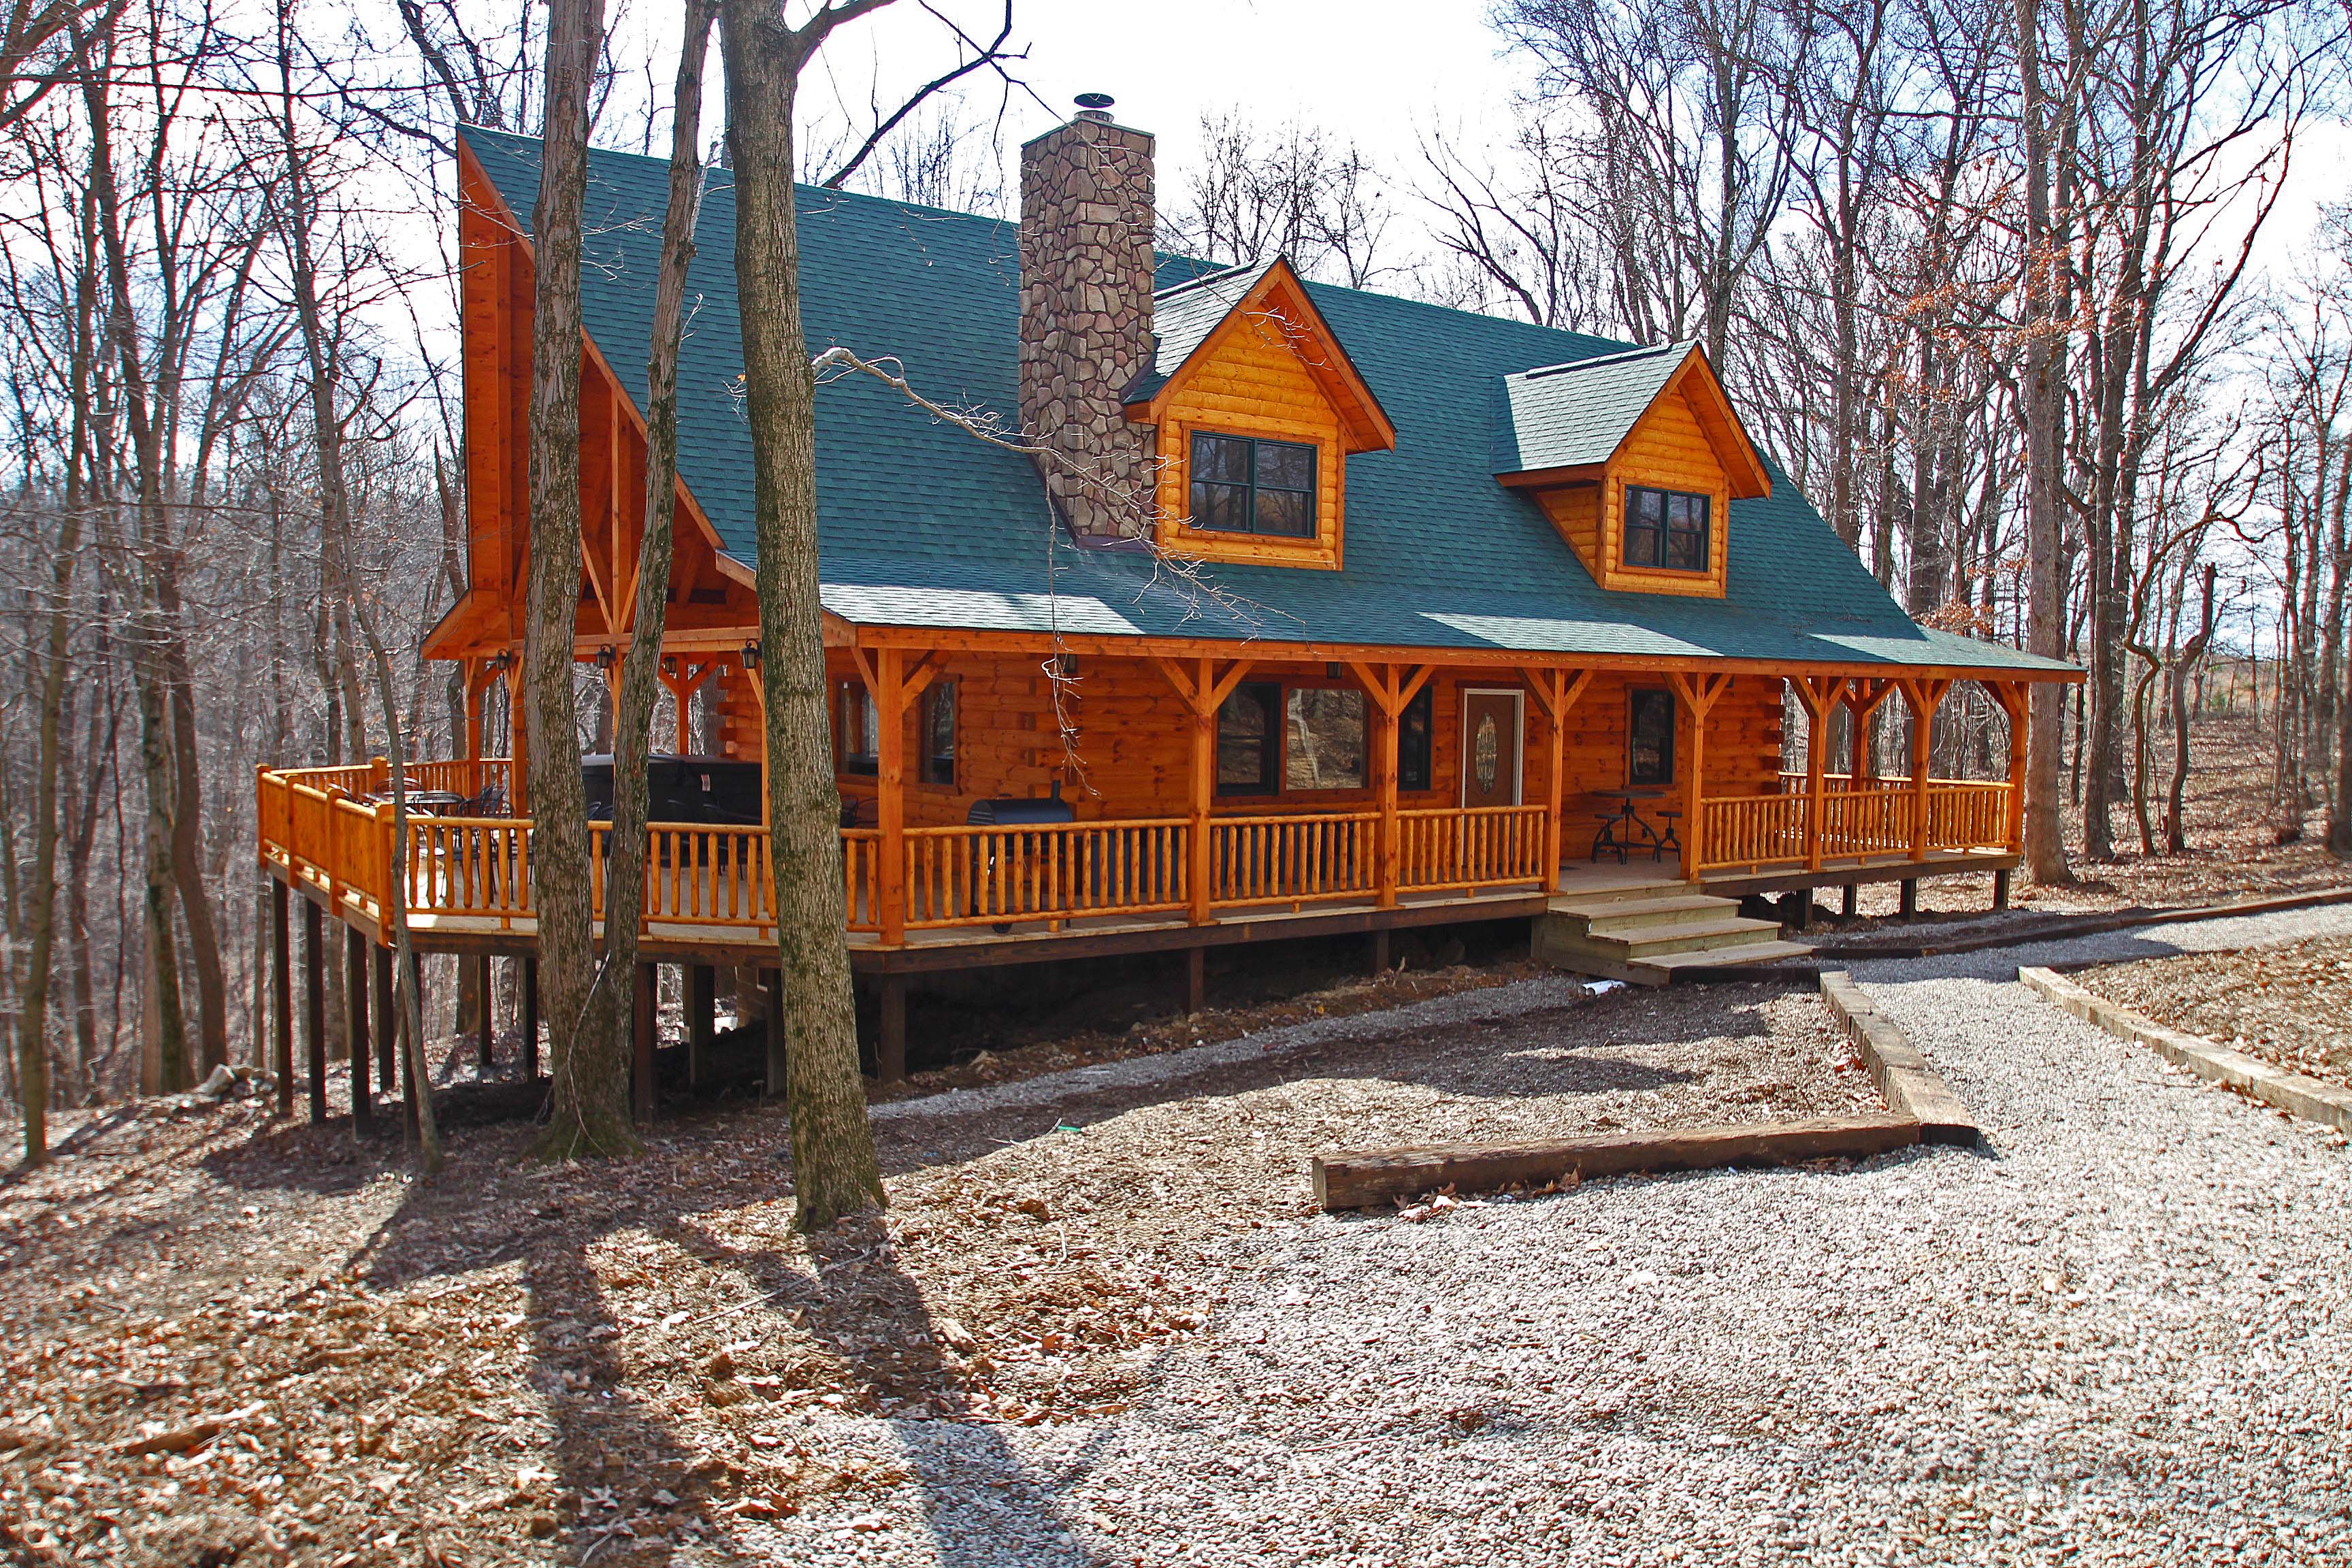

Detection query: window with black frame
xmin=1399 ymin=684 xmax=1434 ymax=790
xmin=1190 ymin=432 xmax=1317 ymax=538
xmin=919 ymin=681 xmax=956 ymax=786
xmin=1628 ymin=688 xmax=1675 ymax=785
xmin=1623 ymin=486 xmax=1710 ymax=572
xmin=1216 ymin=682 xmax=1282 ymax=795
xmin=836 ymin=681 xmax=879 ymax=775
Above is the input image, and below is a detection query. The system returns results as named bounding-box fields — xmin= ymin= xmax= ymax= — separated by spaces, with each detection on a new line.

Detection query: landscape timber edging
xmin=1817 ymin=970 xmax=1980 ymax=1146
xmin=1812 ymin=885 xmax=2352 ymax=962
xmin=2018 ymin=965 xmax=2352 ymax=1137
xmin=1309 ymin=1115 xmax=1922 ymax=1211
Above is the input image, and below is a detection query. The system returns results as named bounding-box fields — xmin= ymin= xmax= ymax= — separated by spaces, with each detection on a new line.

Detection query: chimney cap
xmin=1073 ymin=92 xmax=1115 ymax=122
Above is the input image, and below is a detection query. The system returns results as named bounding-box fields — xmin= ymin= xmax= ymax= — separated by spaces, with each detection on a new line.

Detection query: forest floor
xmin=0 ymin=976 xmax=1869 ymax=1567
xmin=2076 ymin=933 xmax=2352 ymax=1094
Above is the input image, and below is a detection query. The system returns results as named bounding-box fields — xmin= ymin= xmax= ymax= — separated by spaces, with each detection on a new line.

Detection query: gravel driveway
xmin=753 ymin=906 xmax=2352 ymax=1567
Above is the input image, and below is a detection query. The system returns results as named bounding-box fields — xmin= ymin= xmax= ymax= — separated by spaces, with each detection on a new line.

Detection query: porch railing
xmin=259 ymin=764 xmax=1573 ymax=944
xmin=1399 ymin=804 xmax=1550 ymax=891
xmin=1705 ymin=777 xmax=2014 ymax=872
xmin=904 ymin=818 xmax=1190 ymax=928
xmin=1209 ymin=812 xmax=1375 ymax=907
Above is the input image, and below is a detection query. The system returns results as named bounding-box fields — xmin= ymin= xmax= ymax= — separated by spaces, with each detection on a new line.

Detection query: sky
xmin=799 ymin=0 xmax=1534 ymax=178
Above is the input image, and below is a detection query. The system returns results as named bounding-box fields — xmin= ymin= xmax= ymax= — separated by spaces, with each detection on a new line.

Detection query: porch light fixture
xmin=740 ymin=640 xmax=761 ymax=671
xmin=594 ymin=644 xmax=618 ymax=672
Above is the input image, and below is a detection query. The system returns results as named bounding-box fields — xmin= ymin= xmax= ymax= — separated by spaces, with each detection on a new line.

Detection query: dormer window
xmin=1190 ymin=433 xmax=1316 ymax=538
xmin=1624 ymin=485 xmax=1710 ymax=572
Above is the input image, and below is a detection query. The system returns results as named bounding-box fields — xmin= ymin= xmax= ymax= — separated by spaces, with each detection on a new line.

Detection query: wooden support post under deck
xmin=687 ymin=964 xmax=715 ymax=1088
xmin=1371 ymin=928 xmax=1391 ymax=976
xmin=271 ymin=879 xmax=292 ymax=1118
xmin=1899 ymin=879 xmax=1918 ymax=917
xmin=373 ymin=945 xmax=395 ymax=1098
xmin=474 ymin=953 xmax=495 ymax=1068
xmin=403 ymin=952 xmax=423 ymax=1143
xmin=1842 ymin=883 xmax=1858 ymax=918
xmin=304 ymin=897 xmax=326 ymax=1124
xmin=346 ymin=928 xmax=372 ymax=1131
xmin=521 ymin=956 xmax=540 ymax=1080
xmin=632 ymin=962 xmax=657 ymax=1121
xmin=762 ymin=968 xmax=785 ymax=1097
xmin=878 ymin=975 xmax=907 ymax=1082
xmin=1185 ymin=946 xmax=1207 ymax=1015
xmin=1993 ymin=869 xmax=2011 ymax=909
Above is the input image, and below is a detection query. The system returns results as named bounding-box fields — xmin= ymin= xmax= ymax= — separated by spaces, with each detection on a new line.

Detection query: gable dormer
xmin=1494 ymin=342 xmax=1769 ymax=599
xmin=1124 ymin=257 xmax=1394 ymax=570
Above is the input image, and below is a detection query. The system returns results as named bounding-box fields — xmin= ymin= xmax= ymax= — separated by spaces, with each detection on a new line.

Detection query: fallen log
xmin=1311 ymin=1114 xmax=1921 ymax=1211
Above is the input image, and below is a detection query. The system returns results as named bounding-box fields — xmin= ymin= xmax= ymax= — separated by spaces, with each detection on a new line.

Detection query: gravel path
xmin=744 ymin=906 xmax=2352 ymax=1567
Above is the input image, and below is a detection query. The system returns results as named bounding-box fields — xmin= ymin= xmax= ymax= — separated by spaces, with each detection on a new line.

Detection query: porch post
xmin=1688 ymin=687 xmax=1709 ymax=881
xmin=504 ymin=659 xmax=531 ymax=814
xmin=1903 ymin=679 xmax=1950 ymax=864
xmin=1670 ymin=672 xmax=1731 ymax=882
xmin=1373 ymin=667 xmax=1401 ymax=909
xmin=1999 ymin=681 xmax=2029 ymax=853
xmin=1524 ymin=668 xmax=1591 ymax=896
xmin=1157 ymin=655 xmax=1252 ymax=927
xmin=1798 ymin=675 xmax=1844 ymax=875
xmin=461 ymin=659 xmax=482 ymax=762
xmin=272 ymin=878 xmax=292 ymax=1118
xmin=875 ymin=647 xmax=907 ymax=945
xmin=1188 ymin=660 xmax=1215 ymax=924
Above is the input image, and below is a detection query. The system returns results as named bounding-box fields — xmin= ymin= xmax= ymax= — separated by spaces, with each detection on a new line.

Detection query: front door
xmin=1460 ymin=690 xmax=1523 ymax=808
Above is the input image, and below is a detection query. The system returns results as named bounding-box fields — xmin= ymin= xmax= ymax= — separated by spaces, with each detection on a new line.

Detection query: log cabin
xmin=254 ymin=101 xmax=2076 ymax=1113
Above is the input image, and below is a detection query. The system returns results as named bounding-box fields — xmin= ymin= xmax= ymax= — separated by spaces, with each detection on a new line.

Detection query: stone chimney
xmin=1018 ymin=95 xmax=1156 ymax=541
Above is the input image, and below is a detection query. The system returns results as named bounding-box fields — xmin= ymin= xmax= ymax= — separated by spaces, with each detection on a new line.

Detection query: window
xmin=1399 ymin=685 xmax=1434 ymax=791
xmin=835 ymin=681 xmax=879 ymax=776
xmin=1285 ymin=689 xmax=1367 ymax=790
xmin=1216 ymin=683 xmax=1281 ymax=795
xmin=1629 ymin=688 xmax=1675 ymax=786
xmin=1190 ymin=432 xmax=1317 ymax=538
xmin=920 ymin=681 xmax=956 ymax=787
xmin=1623 ymin=486 xmax=1710 ymax=572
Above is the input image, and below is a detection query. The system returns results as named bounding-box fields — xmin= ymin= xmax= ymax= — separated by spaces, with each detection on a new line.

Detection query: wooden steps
xmin=1533 ymin=883 xmax=1812 ymax=985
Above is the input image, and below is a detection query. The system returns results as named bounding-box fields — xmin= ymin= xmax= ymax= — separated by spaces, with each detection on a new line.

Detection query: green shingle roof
xmin=459 ymin=127 xmax=2071 ymax=678
xmin=1492 ymin=340 xmax=1696 ymax=474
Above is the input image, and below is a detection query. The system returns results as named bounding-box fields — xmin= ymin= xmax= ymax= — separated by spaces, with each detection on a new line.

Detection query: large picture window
xmin=919 ymin=681 xmax=957 ymax=787
xmin=1628 ymin=688 xmax=1675 ymax=786
xmin=1623 ymin=486 xmax=1710 ymax=572
xmin=1399 ymin=685 xmax=1434 ymax=791
xmin=835 ymin=681 xmax=879 ymax=776
xmin=1190 ymin=432 xmax=1317 ymax=538
xmin=1217 ymin=682 xmax=1282 ymax=795
xmin=1284 ymin=689 xmax=1367 ymax=790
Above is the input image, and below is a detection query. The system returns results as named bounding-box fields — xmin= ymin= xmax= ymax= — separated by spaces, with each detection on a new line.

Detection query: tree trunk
xmin=2013 ymin=0 xmax=2074 ymax=886
xmin=598 ymin=0 xmax=717 ymax=1091
xmin=524 ymin=0 xmax=631 ymax=1158
xmin=720 ymin=0 xmax=889 ymax=1228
